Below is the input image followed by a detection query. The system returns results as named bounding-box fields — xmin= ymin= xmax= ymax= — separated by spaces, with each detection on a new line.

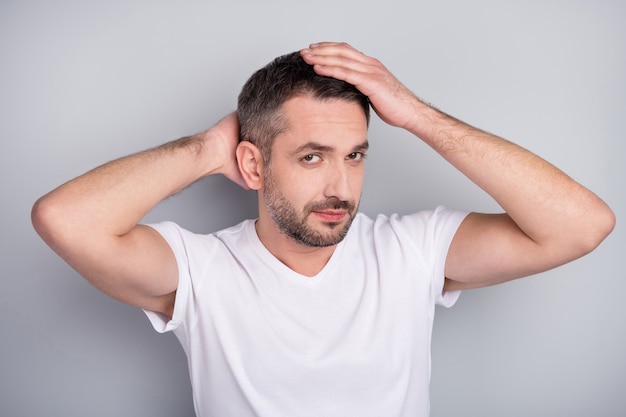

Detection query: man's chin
xmin=295 ymin=216 xmax=354 ymax=247
xmin=319 ymin=220 xmax=343 ymax=230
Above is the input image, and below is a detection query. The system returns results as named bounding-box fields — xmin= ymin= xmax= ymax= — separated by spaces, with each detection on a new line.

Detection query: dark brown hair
xmin=237 ymin=51 xmax=370 ymax=163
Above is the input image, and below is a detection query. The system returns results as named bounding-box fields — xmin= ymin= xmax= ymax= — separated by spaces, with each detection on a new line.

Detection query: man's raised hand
xmin=300 ymin=42 xmax=421 ymax=130
xmin=205 ymin=112 xmax=249 ymax=190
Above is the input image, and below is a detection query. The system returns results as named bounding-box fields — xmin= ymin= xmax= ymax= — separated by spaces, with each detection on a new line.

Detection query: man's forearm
xmin=33 ymin=131 xmax=216 ymax=246
xmin=406 ymin=101 xmax=614 ymax=252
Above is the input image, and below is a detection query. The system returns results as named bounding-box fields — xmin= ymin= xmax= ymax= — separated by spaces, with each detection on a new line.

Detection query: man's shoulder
xmin=214 ymin=218 xmax=255 ymax=239
xmin=146 ymin=218 xmax=256 ymax=249
xmin=351 ymin=207 xmax=469 ymax=238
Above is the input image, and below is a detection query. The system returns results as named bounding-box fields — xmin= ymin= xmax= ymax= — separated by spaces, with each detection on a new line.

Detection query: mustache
xmin=306 ymin=198 xmax=356 ymax=213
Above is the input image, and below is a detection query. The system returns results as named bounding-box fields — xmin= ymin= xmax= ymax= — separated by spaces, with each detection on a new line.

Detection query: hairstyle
xmin=237 ymin=51 xmax=370 ymax=164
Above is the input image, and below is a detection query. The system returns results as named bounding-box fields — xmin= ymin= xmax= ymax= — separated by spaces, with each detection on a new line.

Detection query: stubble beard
xmin=263 ymin=171 xmax=358 ymax=248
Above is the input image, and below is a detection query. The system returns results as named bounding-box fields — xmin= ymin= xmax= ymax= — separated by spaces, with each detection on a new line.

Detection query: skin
xmin=31 ymin=42 xmax=615 ymax=320
xmin=247 ymin=96 xmax=369 ymax=276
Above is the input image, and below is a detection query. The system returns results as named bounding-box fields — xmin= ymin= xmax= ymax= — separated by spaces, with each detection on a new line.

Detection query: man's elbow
xmin=31 ymin=193 xmax=73 ymax=251
xmin=577 ymin=201 xmax=616 ymax=256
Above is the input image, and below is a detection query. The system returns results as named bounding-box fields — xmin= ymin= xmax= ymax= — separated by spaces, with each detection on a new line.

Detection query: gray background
xmin=1 ymin=0 xmax=624 ymax=416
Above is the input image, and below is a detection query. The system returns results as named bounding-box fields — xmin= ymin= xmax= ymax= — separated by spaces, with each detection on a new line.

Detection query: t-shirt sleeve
xmin=429 ymin=207 xmax=468 ymax=307
xmin=392 ymin=206 xmax=469 ymax=308
xmin=142 ymin=221 xmax=192 ymax=333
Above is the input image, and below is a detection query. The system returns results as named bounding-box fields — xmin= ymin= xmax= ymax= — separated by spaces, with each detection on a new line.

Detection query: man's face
xmin=261 ymin=95 xmax=369 ymax=247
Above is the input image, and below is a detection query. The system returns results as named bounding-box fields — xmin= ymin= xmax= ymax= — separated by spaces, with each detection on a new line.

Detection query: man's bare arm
xmin=32 ymin=112 xmax=245 ymax=317
xmin=413 ymin=109 xmax=615 ymax=289
xmin=301 ymin=42 xmax=615 ymax=289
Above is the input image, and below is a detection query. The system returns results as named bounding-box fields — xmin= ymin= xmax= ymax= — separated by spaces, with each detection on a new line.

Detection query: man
xmin=32 ymin=42 xmax=615 ymax=416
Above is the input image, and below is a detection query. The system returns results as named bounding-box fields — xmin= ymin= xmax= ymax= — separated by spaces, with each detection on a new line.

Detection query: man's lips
xmin=311 ymin=210 xmax=347 ymax=222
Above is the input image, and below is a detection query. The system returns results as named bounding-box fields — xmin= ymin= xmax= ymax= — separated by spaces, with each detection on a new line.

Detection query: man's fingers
xmin=302 ymin=42 xmax=370 ymax=65
xmin=308 ymin=41 xmax=356 ymax=51
xmin=301 ymin=49 xmax=379 ymax=83
xmin=301 ymin=41 xmax=419 ymax=129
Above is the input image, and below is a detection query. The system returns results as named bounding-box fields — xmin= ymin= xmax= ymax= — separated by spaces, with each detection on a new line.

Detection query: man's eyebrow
xmin=292 ymin=142 xmax=334 ymax=154
xmin=293 ymin=140 xmax=369 ymax=154
xmin=353 ymin=141 xmax=370 ymax=152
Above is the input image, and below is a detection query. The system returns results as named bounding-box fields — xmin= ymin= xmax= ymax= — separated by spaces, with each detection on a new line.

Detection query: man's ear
xmin=236 ymin=141 xmax=264 ymax=190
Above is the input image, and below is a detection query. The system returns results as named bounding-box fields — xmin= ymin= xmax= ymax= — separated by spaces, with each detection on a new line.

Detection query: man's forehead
xmin=280 ymin=95 xmax=368 ymax=128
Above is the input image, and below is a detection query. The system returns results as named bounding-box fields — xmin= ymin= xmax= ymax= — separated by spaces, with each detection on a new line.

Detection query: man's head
xmin=237 ymin=52 xmax=370 ymax=249
xmin=237 ymin=51 xmax=370 ymax=164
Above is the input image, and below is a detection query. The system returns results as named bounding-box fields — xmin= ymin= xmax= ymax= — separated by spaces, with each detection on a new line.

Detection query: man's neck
xmin=254 ymin=219 xmax=337 ymax=277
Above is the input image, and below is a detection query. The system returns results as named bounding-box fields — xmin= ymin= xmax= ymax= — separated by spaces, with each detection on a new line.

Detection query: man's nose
xmin=324 ymin=163 xmax=352 ymax=201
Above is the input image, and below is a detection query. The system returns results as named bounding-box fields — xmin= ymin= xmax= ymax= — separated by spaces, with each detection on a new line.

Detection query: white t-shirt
xmin=145 ymin=207 xmax=468 ymax=417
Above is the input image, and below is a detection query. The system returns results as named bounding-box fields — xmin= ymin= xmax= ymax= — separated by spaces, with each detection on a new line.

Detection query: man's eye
xmin=347 ymin=152 xmax=366 ymax=161
xmin=302 ymin=154 xmax=321 ymax=163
